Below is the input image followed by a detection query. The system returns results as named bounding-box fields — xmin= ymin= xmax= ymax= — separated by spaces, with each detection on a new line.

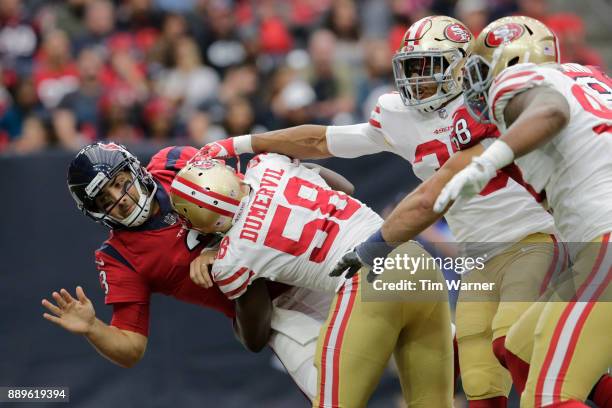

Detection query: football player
xmin=42 ymin=142 xmax=343 ymax=399
xmin=432 ymin=15 xmax=612 ymax=408
xmin=198 ymin=16 xmax=560 ymax=408
xmin=170 ymin=153 xmax=454 ymax=407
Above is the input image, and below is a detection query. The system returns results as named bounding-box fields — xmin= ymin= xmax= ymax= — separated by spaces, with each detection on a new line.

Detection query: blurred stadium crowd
xmin=0 ymin=0 xmax=605 ymax=155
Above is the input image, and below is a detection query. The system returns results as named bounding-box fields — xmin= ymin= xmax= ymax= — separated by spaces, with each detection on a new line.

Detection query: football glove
xmin=434 ymin=156 xmax=497 ymax=213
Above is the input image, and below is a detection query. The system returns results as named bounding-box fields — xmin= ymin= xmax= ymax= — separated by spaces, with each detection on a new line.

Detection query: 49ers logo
xmin=444 ymin=23 xmax=471 ymax=43
xmin=189 ymin=157 xmax=217 ymax=169
xmin=485 ymin=23 xmax=525 ymax=47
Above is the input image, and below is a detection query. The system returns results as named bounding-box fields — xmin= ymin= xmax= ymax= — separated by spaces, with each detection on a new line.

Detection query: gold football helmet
xmin=170 ymin=159 xmax=248 ymax=233
xmin=392 ymin=15 xmax=474 ymax=112
xmin=463 ymin=15 xmax=560 ymax=122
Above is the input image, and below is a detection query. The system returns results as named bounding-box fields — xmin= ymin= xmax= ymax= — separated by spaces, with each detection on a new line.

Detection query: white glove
xmin=434 ymin=156 xmax=498 ymax=213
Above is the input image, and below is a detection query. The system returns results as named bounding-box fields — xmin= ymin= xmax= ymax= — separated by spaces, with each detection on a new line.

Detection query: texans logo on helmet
xmin=444 ymin=23 xmax=471 ymax=43
xmin=99 ymin=142 xmax=123 ymax=151
xmin=485 ymin=23 xmax=525 ymax=47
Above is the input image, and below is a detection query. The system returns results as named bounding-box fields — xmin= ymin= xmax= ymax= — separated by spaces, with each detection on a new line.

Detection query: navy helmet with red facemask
xmin=67 ymin=142 xmax=157 ymax=228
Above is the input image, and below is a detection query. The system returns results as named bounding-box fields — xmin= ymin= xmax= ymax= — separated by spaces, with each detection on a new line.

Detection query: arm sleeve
xmin=110 ymin=302 xmax=150 ymax=337
xmin=326 ymin=123 xmax=392 ymax=158
xmin=146 ymin=146 xmax=200 ymax=173
xmin=95 ymin=248 xmax=151 ymax=305
xmin=211 ymin=264 xmax=255 ymax=300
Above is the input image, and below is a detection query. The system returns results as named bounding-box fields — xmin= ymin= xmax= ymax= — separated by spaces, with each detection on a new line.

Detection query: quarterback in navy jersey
xmin=41 ymin=143 xmax=288 ymax=370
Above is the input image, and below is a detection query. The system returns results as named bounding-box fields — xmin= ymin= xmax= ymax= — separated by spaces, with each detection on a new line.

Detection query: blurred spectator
xmin=97 ymin=36 xmax=149 ymax=144
xmin=306 ymin=29 xmax=355 ymax=124
xmin=0 ymin=74 xmax=50 ymax=155
xmin=390 ymin=0 xmax=434 ymax=25
xmin=0 ymin=78 xmax=42 ymax=138
xmin=223 ymin=96 xmax=259 ymax=136
xmin=148 ymin=13 xmax=189 ymax=71
xmin=455 ymin=0 xmax=489 ymax=36
xmin=546 ymin=13 xmax=605 ymax=69
xmin=355 ymin=39 xmax=394 ymax=121
xmin=142 ymin=96 xmax=177 ymax=143
xmin=52 ymin=48 xmax=105 ymax=146
xmin=187 ymin=110 xmax=225 ymax=146
xmin=272 ymin=78 xmax=317 ymax=128
xmin=323 ymin=0 xmax=363 ymax=69
xmin=47 ymin=0 xmax=88 ymax=40
xmin=116 ymin=0 xmax=164 ymax=32
xmin=219 ymin=64 xmax=259 ymax=103
xmin=517 ymin=0 xmax=548 ymax=22
xmin=0 ymin=0 xmax=609 ymax=156
xmin=155 ymin=0 xmax=196 ymax=13
xmin=196 ymin=0 xmax=247 ymax=75
xmin=0 ymin=0 xmax=38 ymax=78
xmin=72 ymin=0 xmax=116 ymax=55
xmin=101 ymin=35 xmax=149 ymax=110
xmin=360 ymin=0 xmax=393 ymax=39
xmin=157 ymin=36 xmax=220 ymax=122
xmin=7 ymin=116 xmax=50 ymax=155
xmin=33 ymin=30 xmax=79 ymax=110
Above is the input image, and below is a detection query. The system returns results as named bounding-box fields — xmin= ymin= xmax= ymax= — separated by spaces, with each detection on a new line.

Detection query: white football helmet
xmin=393 ymin=15 xmax=474 ymax=113
xmin=170 ymin=158 xmax=248 ymax=233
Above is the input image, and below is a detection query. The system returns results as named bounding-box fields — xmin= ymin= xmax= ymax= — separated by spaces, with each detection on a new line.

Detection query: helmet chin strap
xmin=114 ymin=180 xmax=158 ymax=227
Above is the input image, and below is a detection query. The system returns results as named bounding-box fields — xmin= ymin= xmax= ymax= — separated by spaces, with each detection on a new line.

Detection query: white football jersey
xmin=327 ymin=92 xmax=555 ymax=257
xmin=212 ymin=153 xmax=382 ymax=299
xmin=489 ymin=63 xmax=612 ymax=242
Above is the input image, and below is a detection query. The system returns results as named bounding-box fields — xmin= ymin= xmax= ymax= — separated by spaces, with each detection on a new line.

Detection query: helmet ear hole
xmin=507 ymin=56 xmax=520 ymax=67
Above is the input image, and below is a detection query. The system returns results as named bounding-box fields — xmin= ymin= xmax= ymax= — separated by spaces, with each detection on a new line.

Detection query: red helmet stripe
xmin=413 ymin=17 xmax=431 ymax=45
xmin=174 ymin=175 xmax=241 ymax=206
xmin=170 ymin=186 xmax=235 ymax=218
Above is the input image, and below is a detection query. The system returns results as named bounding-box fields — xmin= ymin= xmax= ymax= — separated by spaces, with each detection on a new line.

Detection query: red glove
xmin=199 ymin=139 xmax=237 ymax=159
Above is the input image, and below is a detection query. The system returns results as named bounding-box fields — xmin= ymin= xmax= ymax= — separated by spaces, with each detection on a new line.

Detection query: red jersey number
xmin=564 ymin=70 xmax=612 ymax=120
xmin=414 ymin=139 xmax=508 ymax=196
xmin=264 ymin=177 xmax=360 ymax=263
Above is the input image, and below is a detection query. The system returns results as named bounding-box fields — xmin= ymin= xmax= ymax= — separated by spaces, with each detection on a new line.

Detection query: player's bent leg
xmin=394 ymin=299 xmax=453 ymax=408
xmin=269 ymin=288 xmax=334 ymax=400
xmin=504 ymin=301 xmax=547 ymax=394
xmin=492 ymin=233 xmax=558 ymax=353
xmin=456 ymin=299 xmax=512 ymax=404
xmin=314 ymin=273 xmax=402 ymax=408
xmin=522 ymin=236 xmax=612 ymax=408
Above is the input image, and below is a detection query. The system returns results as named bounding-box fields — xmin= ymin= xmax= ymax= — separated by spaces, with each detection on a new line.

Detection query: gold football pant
xmin=520 ymin=234 xmax=612 ymax=407
xmin=313 ymin=242 xmax=453 ymax=408
xmin=456 ymin=233 xmax=558 ymax=401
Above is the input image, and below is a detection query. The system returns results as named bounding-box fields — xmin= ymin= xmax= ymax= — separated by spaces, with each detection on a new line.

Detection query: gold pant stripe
xmin=318 ymin=274 xmax=359 ymax=408
xmin=534 ymin=233 xmax=612 ymax=406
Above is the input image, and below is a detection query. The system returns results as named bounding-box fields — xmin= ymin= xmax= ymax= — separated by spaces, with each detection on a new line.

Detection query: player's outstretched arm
xmin=331 ymin=146 xmax=483 ymax=279
xmin=302 ymin=163 xmax=354 ymax=195
xmin=252 ymin=125 xmax=331 ymax=159
xmin=42 ymin=287 xmax=147 ymax=368
xmin=382 ymin=144 xmax=484 ymax=243
xmin=200 ymin=125 xmax=331 ymax=160
xmin=233 ymin=279 xmax=272 ymax=353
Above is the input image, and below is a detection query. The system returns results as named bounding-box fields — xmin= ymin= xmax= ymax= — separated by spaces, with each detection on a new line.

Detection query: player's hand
xmin=434 ymin=156 xmax=497 ymax=213
xmin=190 ymin=249 xmax=217 ymax=289
xmin=42 ymin=287 xmax=96 ymax=335
xmin=198 ymin=139 xmax=238 ymax=160
xmin=329 ymin=250 xmax=365 ymax=280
